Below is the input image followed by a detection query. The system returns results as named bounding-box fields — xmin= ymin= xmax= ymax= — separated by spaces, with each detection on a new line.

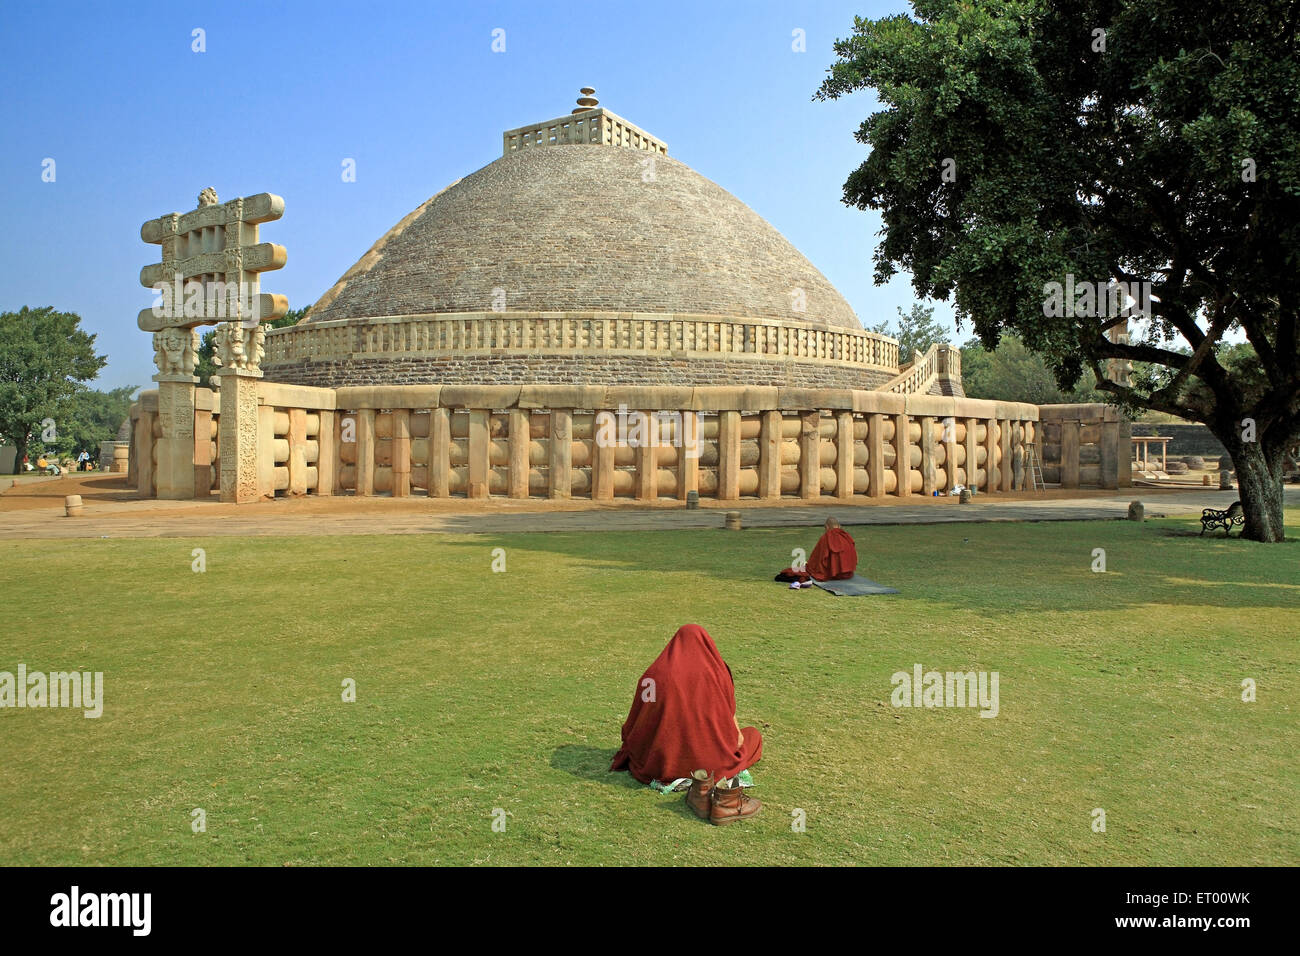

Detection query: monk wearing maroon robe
xmin=807 ymin=516 xmax=858 ymax=581
xmin=611 ymin=624 xmax=763 ymax=825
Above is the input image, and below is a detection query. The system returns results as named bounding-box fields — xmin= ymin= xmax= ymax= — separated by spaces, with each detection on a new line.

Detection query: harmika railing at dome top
xmin=262 ymin=313 xmax=902 ymax=371
xmin=129 ymin=382 xmax=1064 ymax=503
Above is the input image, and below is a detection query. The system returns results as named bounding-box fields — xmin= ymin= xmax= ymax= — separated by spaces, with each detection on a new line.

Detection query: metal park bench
xmin=1200 ymin=501 xmax=1244 ymax=536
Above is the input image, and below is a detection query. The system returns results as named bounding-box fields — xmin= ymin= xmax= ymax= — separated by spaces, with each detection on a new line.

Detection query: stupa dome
xmin=265 ymin=94 xmax=900 ymax=389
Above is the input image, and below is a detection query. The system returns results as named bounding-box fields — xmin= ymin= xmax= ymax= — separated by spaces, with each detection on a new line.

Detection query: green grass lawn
xmin=1 ymin=512 xmax=1297 ymax=866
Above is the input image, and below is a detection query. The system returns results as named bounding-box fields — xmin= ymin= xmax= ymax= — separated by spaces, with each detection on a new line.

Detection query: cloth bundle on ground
xmin=774 ymin=568 xmax=812 ymax=583
xmin=610 ymin=624 xmax=763 ymax=785
xmin=807 ymin=519 xmax=858 ymax=581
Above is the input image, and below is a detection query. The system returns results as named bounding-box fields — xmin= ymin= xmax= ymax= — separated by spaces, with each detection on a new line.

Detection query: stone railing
xmin=130 ymin=383 xmax=1041 ymax=503
xmin=502 ymin=108 xmax=667 ymax=156
xmin=265 ymin=312 xmax=901 ymax=372
xmin=880 ymin=342 xmax=963 ymax=395
xmin=1038 ymin=404 xmax=1131 ymax=489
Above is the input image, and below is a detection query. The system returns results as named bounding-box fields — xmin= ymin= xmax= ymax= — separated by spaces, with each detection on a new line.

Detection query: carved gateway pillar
xmin=138 ymin=188 xmax=288 ymax=503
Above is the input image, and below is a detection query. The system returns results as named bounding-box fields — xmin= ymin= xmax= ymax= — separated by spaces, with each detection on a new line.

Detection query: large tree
xmin=0 ymin=307 xmax=107 ymax=474
xmin=869 ymin=303 xmax=951 ymax=359
xmin=818 ymin=0 xmax=1300 ymax=541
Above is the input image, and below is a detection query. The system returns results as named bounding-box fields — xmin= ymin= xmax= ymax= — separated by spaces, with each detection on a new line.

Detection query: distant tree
xmin=961 ymin=335 xmax=1103 ymax=404
xmin=0 ymin=307 xmax=106 ymax=473
xmin=26 ymin=385 xmax=138 ymax=463
xmin=869 ymin=303 xmax=950 ymax=361
xmin=818 ymin=0 xmax=1300 ymax=540
xmin=194 ymin=307 xmax=307 ymax=386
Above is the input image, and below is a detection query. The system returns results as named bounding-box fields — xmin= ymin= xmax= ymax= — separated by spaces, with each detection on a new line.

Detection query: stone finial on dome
xmin=572 ymin=87 xmax=599 ymax=114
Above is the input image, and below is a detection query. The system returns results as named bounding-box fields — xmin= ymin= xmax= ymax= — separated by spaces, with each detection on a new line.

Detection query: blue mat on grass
xmin=813 ymin=574 xmax=900 ymax=596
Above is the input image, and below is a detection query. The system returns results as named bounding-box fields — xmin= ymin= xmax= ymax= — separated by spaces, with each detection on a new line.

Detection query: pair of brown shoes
xmin=685 ymin=769 xmax=762 ymax=825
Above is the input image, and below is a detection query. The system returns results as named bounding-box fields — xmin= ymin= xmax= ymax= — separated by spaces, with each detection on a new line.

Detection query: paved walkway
xmin=1 ymin=486 xmax=1286 ymax=540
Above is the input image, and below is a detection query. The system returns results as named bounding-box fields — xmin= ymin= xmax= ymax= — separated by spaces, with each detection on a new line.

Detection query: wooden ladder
xmin=1025 ymin=442 xmax=1045 ymax=492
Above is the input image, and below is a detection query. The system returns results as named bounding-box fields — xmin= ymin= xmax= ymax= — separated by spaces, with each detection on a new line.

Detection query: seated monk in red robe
xmin=610 ymin=624 xmax=763 ymax=825
xmin=807 ymin=516 xmax=857 ymax=580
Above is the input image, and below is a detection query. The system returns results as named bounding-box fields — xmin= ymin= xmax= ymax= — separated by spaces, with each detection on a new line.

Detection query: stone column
xmin=718 ymin=410 xmax=742 ymax=501
xmin=429 ymin=407 xmax=450 ymax=497
xmin=392 ymin=408 xmax=411 ymax=498
xmin=941 ymin=417 xmax=957 ymax=493
xmin=194 ymin=407 xmax=213 ymax=496
xmin=920 ymin=415 xmax=937 ymax=497
xmin=549 ymin=409 xmax=572 ymax=499
xmin=316 ymin=409 xmax=336 ymax=496
xmin=1000 ymin=418 xmax=1013 ymax=492
xmin=467 ymin=409 xmax=490 ymax=499
xmin=355 ymin=408 xmax=376 ymax=496
xmin=893 ymin=413 xmax=910 ymax=498
xmin=153 ymin=376 xmax=198 ymax=500
xmin=799 ymin=411 xmax=821 ymax=500
xmin=866 ymin=413 xmax=886 ymax=499
xmin=594 ymin=411 xmax=616 ymax=500
xmin=983 ymin=418 xmax=998 ymax=492
xmin=1061 ymin=419 xmax=1081 ymax=489
xmin=836 ymin=411 xmax=854 ymax=500
xmin=964 ymin=417 xmax=977 ymax=491
xmin=759 ymin=410 xmax=782 ymax=499
xmin=675 ymin=412 xmax=699 ymax=500
xmin=214 ymin=368 xmax=261 ymax=504
xmin=508 ymin=408 xmax=530 ymax=498
xmin=636 ymin=411 xmax=658 ymax=501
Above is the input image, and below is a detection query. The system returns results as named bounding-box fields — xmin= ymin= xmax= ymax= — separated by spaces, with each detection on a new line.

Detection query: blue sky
xmin=0 ymin=0 xmax=956 ymax=393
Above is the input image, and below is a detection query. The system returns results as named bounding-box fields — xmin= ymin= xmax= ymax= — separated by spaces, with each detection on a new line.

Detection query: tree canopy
xmin=869 ymin=303 xmax=952 ymax=360
xmin=0 ymin=307 xmax=107 ymax=473
xmin=818 ymin=0 xmax=1300 ymax=540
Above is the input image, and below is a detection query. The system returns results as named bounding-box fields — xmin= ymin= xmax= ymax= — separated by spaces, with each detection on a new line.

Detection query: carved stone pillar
xmin=214 ymin=367 xmax=262 ymax=503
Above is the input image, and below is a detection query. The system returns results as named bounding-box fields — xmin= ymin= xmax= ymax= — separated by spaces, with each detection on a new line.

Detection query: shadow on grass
xmin=550 ymin=744 xmax=640 ymax=790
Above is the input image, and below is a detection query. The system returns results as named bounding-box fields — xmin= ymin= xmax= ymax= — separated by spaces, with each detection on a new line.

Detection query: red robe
xmin=808 ymin=527 xmax=857 ymax=580
xmin=610 ymin=624 xmax=763 ymax=784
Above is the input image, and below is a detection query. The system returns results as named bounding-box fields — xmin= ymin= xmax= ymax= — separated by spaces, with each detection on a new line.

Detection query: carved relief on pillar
xmin=152 ymin=326 xmax=199 ymax=378
xmin=213 ymin=321 xmax=267 ymax=374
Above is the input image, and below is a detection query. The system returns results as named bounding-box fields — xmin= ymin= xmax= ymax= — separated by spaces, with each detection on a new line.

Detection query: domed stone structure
xmin=263 ymin=93 xmax=902 ymax=390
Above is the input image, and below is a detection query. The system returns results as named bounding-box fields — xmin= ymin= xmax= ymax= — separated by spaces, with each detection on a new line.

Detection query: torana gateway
xmin=127 ymin=91 xmax=1130 ymax=504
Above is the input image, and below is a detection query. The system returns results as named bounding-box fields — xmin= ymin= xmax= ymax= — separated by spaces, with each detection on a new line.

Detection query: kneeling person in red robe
xmin=808 ymin=516 xmax=857 ymax=581
xmin=610 ymin=624 xmax=763 ymax=825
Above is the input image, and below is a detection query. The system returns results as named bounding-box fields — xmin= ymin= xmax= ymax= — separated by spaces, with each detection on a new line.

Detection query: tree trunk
xmin=12 ymin=434 xmax=27 ymax=475
xmin=1227 ymin=439 xmax=1287 ymax=542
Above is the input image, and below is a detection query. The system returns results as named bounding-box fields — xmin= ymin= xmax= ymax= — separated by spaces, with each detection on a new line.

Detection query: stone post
xmin=429 ymin=407 xmax=450 ymax=497
xmin=288 ymin=407 xmax=308 ymax=496
xmin=316 ymin=409 xmax=336 ymax=496
xmin=356 ymin=408 xmax=376 ymax=496
xmin=836 ymin=411 xmax=854 ymax=500
xmin=636 ymin=411 xmax=658 ymax=501
xmin=866 ymin=413 xmax=886 ymax=498
xmin=214 ymin=368 xmax=261 ymax=503
xmin=391 ymin=408 xmax=411 ymax=498
xmin=676 ymin=412 xmax=699 ymax=501
xmin=193 ymin=406 xmax=213 ymax=496
xmin=153 ymin=375 xmax=198 ymax=500
xmin=800 ymin=411 xmax=821 ymax=500
xmin=594 ymin=411 xmax=616 ymax=500
xmin=983 ymin=418 xmax=997 ymax=492
xmin=468 ymin=409 xmax=490 ymax=499
xmin=1061 ymin=419 xmax=1081 ymax=489
xmin=549 ymin=409 xmax=572 ymax=499
xmin=719 ymin=410 xmax=742 ymax=501
xmin=893 ymin=413 xmax=910 ymax=498
xmin=508 ymin=408 xmax=530 ymax=499
xmin=1000 ymin=417 xmax=1013 ymax=492
xmin=758 ymin=410 xmax=782 ymax=499
xmin=964 ymin=417 xmax=977 ymax=492
xmin=920 ymin=415 xmax=937 ymax=497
